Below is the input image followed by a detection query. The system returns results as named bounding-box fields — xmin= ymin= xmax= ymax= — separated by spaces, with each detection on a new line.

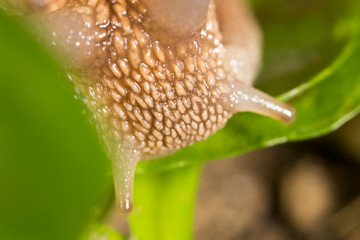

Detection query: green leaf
xmin=129 ymin=164 xmax=202 ymax=240
xmin=0 ymin=11 xmax=112 ymax=240
xmin=136 ymin=0 xmax=360 ymax=173
xmin=87 ymin=224 xmax=127 ymax=240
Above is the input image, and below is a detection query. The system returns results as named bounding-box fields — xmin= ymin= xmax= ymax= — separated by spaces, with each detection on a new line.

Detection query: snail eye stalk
xmin=142 ymin=0 xmax=211 ymax=36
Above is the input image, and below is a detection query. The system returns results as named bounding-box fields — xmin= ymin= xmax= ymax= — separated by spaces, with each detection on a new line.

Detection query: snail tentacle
xmin=223 ymin=82 xmax=295 ymax=123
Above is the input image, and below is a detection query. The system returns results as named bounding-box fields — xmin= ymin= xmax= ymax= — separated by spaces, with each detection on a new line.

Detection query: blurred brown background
xmin=195 ymin=114 xmax=360 ymax=240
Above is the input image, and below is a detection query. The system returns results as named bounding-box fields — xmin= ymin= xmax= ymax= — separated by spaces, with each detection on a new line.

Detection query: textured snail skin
xmin=19 ymin=0 xmax=295 ymax=215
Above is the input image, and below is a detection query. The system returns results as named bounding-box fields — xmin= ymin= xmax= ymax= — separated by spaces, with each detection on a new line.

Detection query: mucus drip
xmin=111 ymin=146 xmax=140 ymax=215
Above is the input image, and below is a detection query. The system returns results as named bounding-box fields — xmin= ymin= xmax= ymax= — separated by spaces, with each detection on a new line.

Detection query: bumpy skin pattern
xmin=55 ymin=0 xmax=240 ymax=159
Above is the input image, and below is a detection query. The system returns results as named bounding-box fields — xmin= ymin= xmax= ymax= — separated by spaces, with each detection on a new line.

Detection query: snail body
xmin=14 ymin=0 xmax=295 ymax=215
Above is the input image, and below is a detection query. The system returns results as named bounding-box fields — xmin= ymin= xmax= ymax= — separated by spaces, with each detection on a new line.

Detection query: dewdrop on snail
xmin=26 ymin=0 xmax=295 ymax=215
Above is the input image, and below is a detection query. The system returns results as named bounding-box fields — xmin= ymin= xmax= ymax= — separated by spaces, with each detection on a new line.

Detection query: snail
xmin=9 ymin=0 xmax=295 ymax=215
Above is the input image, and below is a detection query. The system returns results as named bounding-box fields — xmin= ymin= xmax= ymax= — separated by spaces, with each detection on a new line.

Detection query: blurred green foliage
xmin=0 ymin=11 xmax=112 ymax=240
